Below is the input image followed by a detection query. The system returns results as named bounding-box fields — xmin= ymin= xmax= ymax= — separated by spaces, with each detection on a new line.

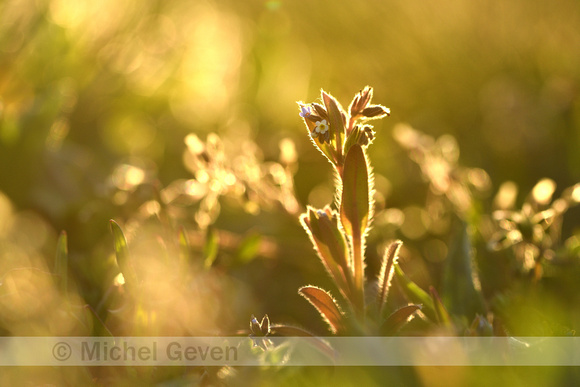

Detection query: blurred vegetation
xmin=1 ymin=0 xmax=580 ymax=385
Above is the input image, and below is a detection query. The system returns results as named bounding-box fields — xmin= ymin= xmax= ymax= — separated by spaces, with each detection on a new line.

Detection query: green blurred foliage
xmin=1 ymin=0 xmax=580 ymax=384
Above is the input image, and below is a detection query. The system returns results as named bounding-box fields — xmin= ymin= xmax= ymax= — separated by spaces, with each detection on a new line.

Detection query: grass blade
xmin=442 ymin=220 xmax=485 ymax=320
xmin=203 ymin=226 xmax=219 ymax=268
xmin=382 ymin=304 xmax=422 ymax=334
xmin=178 ymin=226 xmax=190 ymax=268
xmin=109 ymin=219 xmax=138 ymax=288
xmin=394 ymin=264 xmax=436 ymax=321
xmin=54 ymin=230 xmax=68 ymax=294
xmin=430 ymin=286 xmax=453 ymax=328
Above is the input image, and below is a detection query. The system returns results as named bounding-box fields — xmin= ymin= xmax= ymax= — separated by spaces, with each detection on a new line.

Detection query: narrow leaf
xmin=430 ymin=286 xmax=452 ymax=328
xmin=377 ymin=240 xmax=402 ymax=316
xmin=382 ymin=304 xmax=422 ymax=334
xmin=299 ymin=286 xmax=345 ymax=334
xmin=178 ymin=226 xmax=190 ymax=268
xmin=109 ymin=219 xmax=138 ymax=287
xmin=394 ymin=264 xmax=436 ymax=321
xmin=442 ymin=220 xmax=485 ymax=320
xmin=203 ymin=226 xmax=219 ymax=268
xmin=322 ymin=90 xmax=346 ymax=158
xmin=340 ymin=144 xmax=370 ymax=237
xmin=54 ymin=230 xmax=68 ymax=294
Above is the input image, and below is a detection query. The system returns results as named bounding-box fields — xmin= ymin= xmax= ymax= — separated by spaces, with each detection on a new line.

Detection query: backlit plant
xmin=293 ymin=87 xmax=423 ymax=335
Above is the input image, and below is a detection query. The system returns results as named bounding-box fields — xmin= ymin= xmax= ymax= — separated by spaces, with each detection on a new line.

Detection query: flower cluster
xmin=488 ymin=180 xmax=580 ymax=278
xmin=297 ymin=87 xmax=390 ymax=169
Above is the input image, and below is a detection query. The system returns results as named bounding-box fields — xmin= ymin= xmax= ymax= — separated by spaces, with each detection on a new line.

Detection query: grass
xmin=1 ymin=0 xmax=580 ymax=385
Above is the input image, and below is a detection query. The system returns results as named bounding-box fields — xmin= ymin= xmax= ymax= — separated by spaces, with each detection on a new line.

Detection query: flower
xmin=299 ymin=105 xmax=311 ymax=118
xmin=315 ymin=119 xmax=329 ymax=134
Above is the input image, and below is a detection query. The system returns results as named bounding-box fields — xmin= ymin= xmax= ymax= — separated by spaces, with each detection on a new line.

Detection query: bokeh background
xmin=1 ymin=0 xmax=580 ymax=385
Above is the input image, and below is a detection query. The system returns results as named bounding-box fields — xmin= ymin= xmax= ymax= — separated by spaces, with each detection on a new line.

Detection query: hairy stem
xmin=352 ymin=229 xmax=365 ymax=320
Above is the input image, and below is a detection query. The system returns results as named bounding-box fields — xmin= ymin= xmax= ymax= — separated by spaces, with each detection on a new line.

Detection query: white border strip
xmin=0 ymin=337 xmax=577 ymax=366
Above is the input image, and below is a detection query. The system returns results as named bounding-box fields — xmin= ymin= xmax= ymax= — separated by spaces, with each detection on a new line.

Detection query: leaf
xmin=322 ymin=90 xmax=346 ymax=158
xmin=237 ymin=232 xmax=261 ymax=264
xmin=430 ymin=286 xmax=452 ymax=328
xmin=442 ymin=220 xmax=485 ymax=320
xmin=300 ymin=207 xmax=352 ymax=297
xmin=394 ymin=264 xmax=436 ymax=321
xmin=361 ymin=105 xmax=390 ymax=119
xmin=340 ymin=144 xmax=370 ymax=238
xmin=298 ymin=286 xmax=345 ymax=334
xmin=303 ymin=113 xmax=335 ymax=163
xmin=178 ymin=226 xmax=190 ymax=268
xmin=343 ymin=125 xmax=361 ymax=156
xmin=270 ymin=324 xmax=338 ymax=361
xmin=109 ymin=219 xmax=138 ymax=287
xmin=382 ymin=304 xmax=422 ymax=334
xmin=54 ymin=230 xmax=68 ymax=294
xmin=203 ymin=226 xmax=219 ymax=268
xmin=377 ymin=240 xmax=402 ymax=316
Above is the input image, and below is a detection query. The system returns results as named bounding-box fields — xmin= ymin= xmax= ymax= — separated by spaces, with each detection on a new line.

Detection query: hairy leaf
xmin=322 ymin=90 xmax=346 ymax=158
xmin=299 ymin=286 xmax=345 ymax=334
xmin=110 ymin=219 xmax=138 ymax=287
xmin=300 ymin=207 xmax=352 ymax=297
xmin=340 ymin=144 xmax=370 ymax=238
xmin=377 ymin=240 xmax=402 ymax=316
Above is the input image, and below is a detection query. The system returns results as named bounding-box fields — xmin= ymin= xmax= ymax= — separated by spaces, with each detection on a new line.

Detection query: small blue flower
xmin=299 ymin=105 xmax=312 ymax=118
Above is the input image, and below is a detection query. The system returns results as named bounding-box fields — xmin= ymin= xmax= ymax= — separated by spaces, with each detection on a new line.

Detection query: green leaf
xmin=203 ymin=226 xmax=219 ymax=268
xmin=382 ymin=304 xmax=422 ymax=334
xmin=340 ymin=144 xmax=370 ymax=238
xmin=322 ymin=90 xmax=346 ymax=159
xmin=109 ymin=219 xmax=138 ymax=287
xmin=442 ymin=220 xmax=485 ymax=320
xmin=394 ymin=264 xmax=436 ymax=321
xmin=54 ymin=230 xmax=68 ymax=294
xmin=237 ymin=232 xmax=261 ymax=264
xmin=430 ymin=286 xmax=453 ymax=328
xmin=377 ymin=240 xmax=402 ymax=317
xmin=178 ymin=226 xmax=190 ymax=268
xmin=299 ymin=286 xmax=345 ymax=334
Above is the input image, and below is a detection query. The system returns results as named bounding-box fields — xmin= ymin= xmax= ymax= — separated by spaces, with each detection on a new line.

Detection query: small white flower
xmin=315 ymin=119 xmax=329 ymax=134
